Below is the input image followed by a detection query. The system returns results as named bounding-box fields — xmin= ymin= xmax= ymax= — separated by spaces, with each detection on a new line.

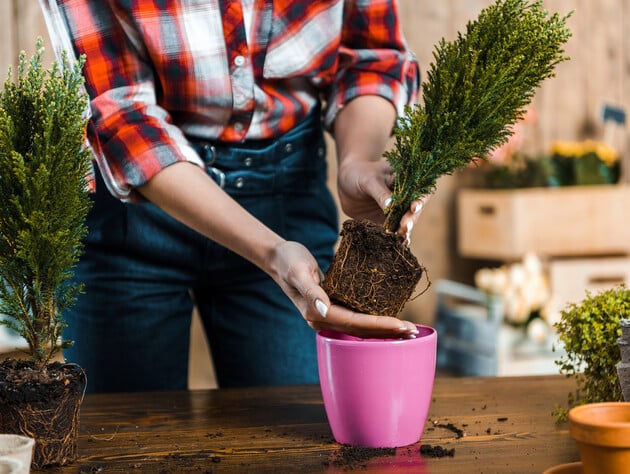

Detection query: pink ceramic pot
xmin=316 ymin=325 xmax=437 ymax=448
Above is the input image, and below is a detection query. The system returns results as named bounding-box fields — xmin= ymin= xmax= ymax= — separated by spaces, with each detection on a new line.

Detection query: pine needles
xmin=0 ymin=38 xmax=92 ymax=369
xmin=384 ymin=0 xmax=572 ymax=231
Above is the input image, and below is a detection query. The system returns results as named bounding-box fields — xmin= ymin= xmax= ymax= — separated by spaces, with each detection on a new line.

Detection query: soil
xmin=325 ymin=445 xmax=396 ymax=470
xmin=322 ymin=219 xmax=425 ymax=318
xmin=420 ymin=444 xmax=456 ymax=458
xmin=0 ymin=358 xmax=86 ymax=468
xmin=0 ymin=358 xmax=85 ymax=403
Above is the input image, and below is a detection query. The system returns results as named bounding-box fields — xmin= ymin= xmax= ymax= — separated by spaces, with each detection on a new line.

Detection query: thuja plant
xmin=323 ymin=0 xmax=572 ymax=318
xmin=0 ymin=39 xmax=92 ymax=370
xmin=553 ymin=285 xmax=630 ymax=421
xmin=384 ymin=0 xmax=572 ymax=230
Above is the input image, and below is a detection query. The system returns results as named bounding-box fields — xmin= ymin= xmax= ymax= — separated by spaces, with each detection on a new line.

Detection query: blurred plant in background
xmin=548 ymin=139 xmax=619 ymax=186
xmin=484 ymin=139 xmax=620 ymax=188
xmin=474 ymin=254 xmax=553 ymax=343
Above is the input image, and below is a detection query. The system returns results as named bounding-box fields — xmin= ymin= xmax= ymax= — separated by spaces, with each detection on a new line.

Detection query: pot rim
xmin=569 ymin=402 xmax=630 ymax=447
xmin=316 ymin=324 xmax=436 ymax=346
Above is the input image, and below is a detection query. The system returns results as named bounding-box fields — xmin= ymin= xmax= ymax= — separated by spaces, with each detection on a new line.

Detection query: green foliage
xmin=384 ymin=0 xmax=572 ymax=231
xmin=0 ymin=38 xmax=92 ymax=369
xmin=553 ymin=285 xmax=630 ymax=421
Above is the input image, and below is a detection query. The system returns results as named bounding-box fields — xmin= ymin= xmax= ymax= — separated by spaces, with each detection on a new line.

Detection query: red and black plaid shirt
xmin=42 ymin=0 xmax=419 ymax=200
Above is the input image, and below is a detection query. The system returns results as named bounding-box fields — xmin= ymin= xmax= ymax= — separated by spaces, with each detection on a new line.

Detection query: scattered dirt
xmin=430 ymin=421 xmax=465 ymax=439
xmin=325 ymin=445 xmax=396 ymax=470
xmin=420 ymin=444 xmax=456 ymax=458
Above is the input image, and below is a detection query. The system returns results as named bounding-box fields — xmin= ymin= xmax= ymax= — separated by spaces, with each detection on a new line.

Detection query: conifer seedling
xmin=323 ymin=0 xmax=572 ymax=319
xmin=0 ymin=39 xmax=92 ymax=370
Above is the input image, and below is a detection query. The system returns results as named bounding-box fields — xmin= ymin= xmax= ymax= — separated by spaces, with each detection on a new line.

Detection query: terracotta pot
xmin=542 ymin=461 xmax=583 ymax=474
xmin=316 ymin=325 xmax=437 ymax=448
xmin=568 ymin=402 xmax=630 ymax=474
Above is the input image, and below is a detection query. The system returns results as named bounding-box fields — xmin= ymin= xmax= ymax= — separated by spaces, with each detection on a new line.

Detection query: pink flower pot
xmin=316 ymin=325 xmax=437 ymax=448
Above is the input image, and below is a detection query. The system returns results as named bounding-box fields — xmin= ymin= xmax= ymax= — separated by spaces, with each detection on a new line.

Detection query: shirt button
xmin=234 ymin=55 xmax=245 ymax=67
xmin=235 ymin=177 xmax=245 ymax=188
xmin=244 ymin=157 xmax=253 ymax=167
xmin=233 ymin=122 xmax=244 ymax=132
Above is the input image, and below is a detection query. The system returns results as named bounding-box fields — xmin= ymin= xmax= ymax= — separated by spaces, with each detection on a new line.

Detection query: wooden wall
xmin=2 ymin=0 xmax=629 ymax=325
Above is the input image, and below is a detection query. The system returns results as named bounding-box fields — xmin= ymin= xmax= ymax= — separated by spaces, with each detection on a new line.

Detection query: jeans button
xmin=284 ymin=143 xmax=293 ymax=153
xmin=235 ymin=177 xmax=245 ymax=188
xmin=202 ymin=144 xmax=216 ymax=164
xmin=244 ymin=157 xmax=253 ymax=167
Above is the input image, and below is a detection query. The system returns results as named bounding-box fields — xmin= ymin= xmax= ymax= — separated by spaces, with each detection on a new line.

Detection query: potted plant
xmin=568 ymin=402 xmax=630 ymax=474
xmin=0 ymin=39 xmax=92 ymax=468
xmin=322 ymin=0 xmax=572 ymax=317
xmin=318 ymin=0 xmax=571 ymax=449
xmin=553 ymin=285 xmax=630 ymax=421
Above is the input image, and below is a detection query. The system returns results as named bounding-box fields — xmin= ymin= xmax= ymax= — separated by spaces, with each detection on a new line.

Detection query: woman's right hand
xmin=268 ymin=241 xmax=419 ymax=339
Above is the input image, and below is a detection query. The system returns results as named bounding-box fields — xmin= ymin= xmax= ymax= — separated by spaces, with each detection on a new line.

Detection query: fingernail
xmin=405 ymin=221 xmax=413 ymax=247
xmin=413 ymin=202 xmax=423 ymax=214
xmin=384 ymin=197 xmax=392 ymax=209
xmin=315 ymin=299 xmax=328 ymax=318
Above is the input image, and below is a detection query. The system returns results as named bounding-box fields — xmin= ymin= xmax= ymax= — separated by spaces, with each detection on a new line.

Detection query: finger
xmin=321 ymin=304 xmax=419 ymax=339
xmin=397 ymin=197 xmax=428 ymax=244
xmin=361 ymin=163 xmax=395 ymax=211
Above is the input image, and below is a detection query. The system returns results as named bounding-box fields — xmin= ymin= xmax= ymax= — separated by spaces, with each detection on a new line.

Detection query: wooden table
xmin=44 ymin=375 xmax=579 ymax=473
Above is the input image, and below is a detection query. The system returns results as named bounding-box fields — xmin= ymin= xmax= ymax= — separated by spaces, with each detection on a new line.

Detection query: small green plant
xmin=553 ymin=285 xmax=630 ymax=421
xmin=0 ymin=38 xmax=92 ymax=370
xmin=384 ymin=0 xmax=572 ymax=231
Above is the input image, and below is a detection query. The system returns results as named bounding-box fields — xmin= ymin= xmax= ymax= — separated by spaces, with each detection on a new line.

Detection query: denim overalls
xmin=63 ymin=111 xmax=339 ymax=392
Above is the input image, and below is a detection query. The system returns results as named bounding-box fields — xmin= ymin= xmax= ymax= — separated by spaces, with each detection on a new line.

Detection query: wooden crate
xmin=457 ymin=185 xmax=630 ymax=260
xmin=548 ymin=256 xmax=630 ymax=317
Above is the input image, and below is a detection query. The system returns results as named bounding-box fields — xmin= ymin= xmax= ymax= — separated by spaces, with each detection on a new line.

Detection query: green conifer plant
xmin=0 ymin=39 xmax=92 ymax=468
xmin=384 ymin=0 xmax=572 ymax=230
xmin=323 ymin=0 xmax=572 ymax=319
xmin=0 ymin=38 xmax=92 ymax=370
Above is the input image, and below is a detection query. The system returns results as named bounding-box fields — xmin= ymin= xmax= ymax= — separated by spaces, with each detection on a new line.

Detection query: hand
xmin=268 ymin=241 xmax=419 ymax=339
xmin=337 ymin=158 xmax=428 ymax=245
xmin=337 ymin=159 xmax=394 ymax=225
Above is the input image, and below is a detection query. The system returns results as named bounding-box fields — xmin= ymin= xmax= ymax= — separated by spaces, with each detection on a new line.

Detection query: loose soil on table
xmin=325 ymin=445 xmax=397 ymax=470
xmin=323 ymin=219 xmax=424 ymax=318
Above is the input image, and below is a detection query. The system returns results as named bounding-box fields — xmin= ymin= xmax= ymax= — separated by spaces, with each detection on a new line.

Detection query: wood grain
xmin=41 ymin=375 xmax=579 ymax=473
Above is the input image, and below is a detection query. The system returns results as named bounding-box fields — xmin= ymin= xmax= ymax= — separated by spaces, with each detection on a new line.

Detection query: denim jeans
xmin=63 ymin=113 xmax=339 ymax=392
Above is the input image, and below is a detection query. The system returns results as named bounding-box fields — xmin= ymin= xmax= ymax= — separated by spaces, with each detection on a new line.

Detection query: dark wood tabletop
xmin=42 ymin=375 xmax=579 ymax=473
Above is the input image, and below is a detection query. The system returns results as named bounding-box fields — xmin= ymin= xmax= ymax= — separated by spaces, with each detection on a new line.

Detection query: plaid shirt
xmin=41 ymin=0 xmax=419 ymax=200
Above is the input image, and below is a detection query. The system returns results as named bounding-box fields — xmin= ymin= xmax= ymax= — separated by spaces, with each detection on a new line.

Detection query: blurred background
xmin=1 ymin=0 xmax=628 ymax=384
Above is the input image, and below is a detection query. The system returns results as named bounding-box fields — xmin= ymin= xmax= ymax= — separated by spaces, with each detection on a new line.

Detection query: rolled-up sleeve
xmin=323 ymin=0 xmax=420 ymax=127
xmin=57 ymin=0 xmax=202 ymax=201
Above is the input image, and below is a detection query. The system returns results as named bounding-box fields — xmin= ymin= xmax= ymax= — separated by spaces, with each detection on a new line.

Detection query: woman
xmin=40 ymin=0 xmax=424 ymax=392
